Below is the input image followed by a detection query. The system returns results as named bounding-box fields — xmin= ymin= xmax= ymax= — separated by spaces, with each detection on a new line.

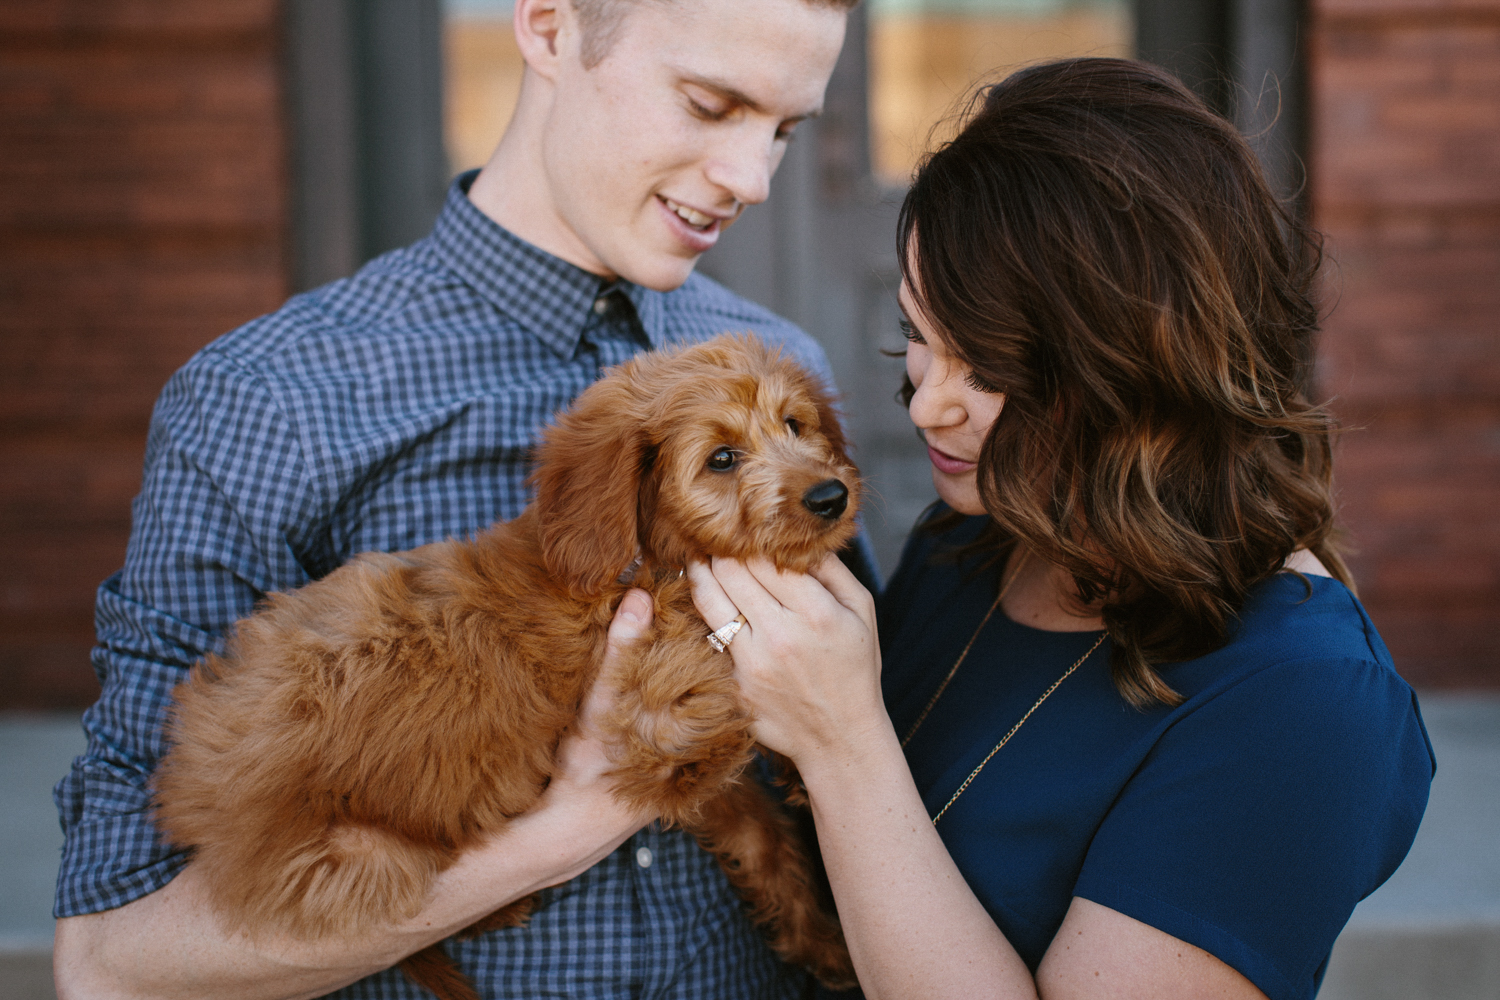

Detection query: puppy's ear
xmin=806 ymin=372 xmax=854 ymax=467
xmin=532 ymin=362 xmax=655 ymax=596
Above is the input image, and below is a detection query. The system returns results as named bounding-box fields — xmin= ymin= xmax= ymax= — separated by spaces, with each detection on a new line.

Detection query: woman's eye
xmin=707 ymin=447 xmax=737 ymax=471
xmin=965 ymin=369 xmax=1002 ymax=394
xmin=785 ymin=417 xmax=801 ymax=437
xmin=899 ymin=318 xmax=925 ymax=345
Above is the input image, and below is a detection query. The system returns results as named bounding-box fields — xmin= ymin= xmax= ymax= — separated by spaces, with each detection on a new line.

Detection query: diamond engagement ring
xmin=706 ymin=614 xmax=748 ymax=652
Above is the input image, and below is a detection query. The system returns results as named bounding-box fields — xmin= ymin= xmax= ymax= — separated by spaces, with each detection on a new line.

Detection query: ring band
xmin=706 ymin=614 xmax=748 ymax=652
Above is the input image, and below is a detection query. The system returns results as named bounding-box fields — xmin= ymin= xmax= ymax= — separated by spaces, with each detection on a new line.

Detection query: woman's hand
xmin=688 ymin=554 xmax=884 ymax=765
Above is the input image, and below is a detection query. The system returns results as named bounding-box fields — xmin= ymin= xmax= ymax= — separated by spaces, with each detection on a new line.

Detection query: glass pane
xmin=869 ymin=0 xmax=1132 ymax=185
xmin=444 ymin=0 xmax=1131 ymax=186
xmin=445 ymin=0 xmax=522 ymax=175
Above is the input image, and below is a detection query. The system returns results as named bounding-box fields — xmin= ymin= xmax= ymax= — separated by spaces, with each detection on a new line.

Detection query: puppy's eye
xmin=785 ymin=417 xmax=801 ymax=437
xmin=707 ymin=447 xmax=737 ymax=472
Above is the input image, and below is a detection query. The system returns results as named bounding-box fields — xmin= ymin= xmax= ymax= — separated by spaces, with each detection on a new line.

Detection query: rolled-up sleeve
xmin=54 ymin=351 xmax=321 ymax=916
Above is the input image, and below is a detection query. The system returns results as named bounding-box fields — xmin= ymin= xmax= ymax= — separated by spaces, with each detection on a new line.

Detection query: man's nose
xmin=703 ymin=133 xmax=775 ymax=207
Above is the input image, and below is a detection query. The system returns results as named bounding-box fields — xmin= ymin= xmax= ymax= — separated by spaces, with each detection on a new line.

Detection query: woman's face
xmin=900 ymin=281 xmax=1007 ymax=517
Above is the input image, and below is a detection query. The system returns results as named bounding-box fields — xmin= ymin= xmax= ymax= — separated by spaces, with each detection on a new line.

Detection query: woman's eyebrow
xmin=675 ymin=71 xmax=822 ymax=123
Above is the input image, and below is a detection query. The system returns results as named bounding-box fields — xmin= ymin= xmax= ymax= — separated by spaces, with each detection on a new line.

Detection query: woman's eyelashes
xmin=965 ymin=370 xmax=1003 ymax=394
xmin=901 ymin=317 xmax=1001 ymax=393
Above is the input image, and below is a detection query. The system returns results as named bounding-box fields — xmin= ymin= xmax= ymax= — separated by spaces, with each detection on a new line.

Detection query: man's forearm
xmin=54 ymin=780 xmax=646 ymax=1000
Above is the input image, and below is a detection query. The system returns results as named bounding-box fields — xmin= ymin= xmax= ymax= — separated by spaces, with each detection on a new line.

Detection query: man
xmin=51 ymin=0 xmax=863 ymax=996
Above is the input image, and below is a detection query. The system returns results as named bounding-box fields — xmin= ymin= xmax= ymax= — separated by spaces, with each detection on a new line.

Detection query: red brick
xmin=1312 ymin=21 xmax=1500 ymax=209
xmin=0 ymin=236 xmax=287 ymax=424
xmin=0 ymin=530 xmax=132 ymax=620
xmin=0 ymin=635 xmax=101 ymax=711
xmin=0 ymin=431 xmax=145 ymax=532
xmin=1317 ymin=0 xmax=1500 ymax=20
xmin=1358 ymin=601 xmax=1500 ymax=689
xmin=0 ymin=0 xmax=276 ymax=38
xmin=0 ymin=0 xmax=289 ymax=707
xmin=1316 ymin=237 xmax=1500 ymax=414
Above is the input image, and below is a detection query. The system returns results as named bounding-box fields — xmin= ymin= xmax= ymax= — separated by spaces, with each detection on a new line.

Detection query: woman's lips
xmin=926 ymin=444 xmax=976 ymax=475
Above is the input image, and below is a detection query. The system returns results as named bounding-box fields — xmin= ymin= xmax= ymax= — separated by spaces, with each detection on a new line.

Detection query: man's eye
xmin=707 ymin=447 xmax=737 ymax=471
xmin=899 ymin=318 xmax=925 ymax=345
xmin=687 ymin=97 xmax=730 ymax=122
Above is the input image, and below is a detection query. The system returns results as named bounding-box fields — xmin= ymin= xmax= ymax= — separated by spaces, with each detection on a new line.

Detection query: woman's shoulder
xmin=1078 ymin=575 xmax=1433 ymax=1000
xmin=1159 ymin=572 xmax=1432 ymax=797
xmin=1181 ymin=571 xmax=1396 ymax=700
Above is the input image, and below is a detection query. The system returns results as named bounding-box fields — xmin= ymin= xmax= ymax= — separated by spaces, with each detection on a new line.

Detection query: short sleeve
xmin=53 ymin=352 xmax=323 ymax=916
xmin=1072 ymin=655 xmax=1433 ymax=1000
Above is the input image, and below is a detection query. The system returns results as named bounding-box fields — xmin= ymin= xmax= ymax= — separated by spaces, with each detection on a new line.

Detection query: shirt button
xmin=635 ymin=846 xmax=653 ymax=869
xmin=592 ymin=296 xmax=610 ymax=315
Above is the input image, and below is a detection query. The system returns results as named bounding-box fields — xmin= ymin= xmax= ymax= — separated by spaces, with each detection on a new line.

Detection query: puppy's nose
xmin=802 ymin=479 xmax=849 ymax=520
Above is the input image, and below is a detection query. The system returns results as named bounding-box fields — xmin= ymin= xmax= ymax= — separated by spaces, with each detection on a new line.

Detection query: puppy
xmin=152 ymin=334 xmax=861 ymax=999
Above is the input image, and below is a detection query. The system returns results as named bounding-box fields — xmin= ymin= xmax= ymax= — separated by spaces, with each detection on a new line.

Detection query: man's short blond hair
xmin=571 ymin=0 xmax=860 ymax=68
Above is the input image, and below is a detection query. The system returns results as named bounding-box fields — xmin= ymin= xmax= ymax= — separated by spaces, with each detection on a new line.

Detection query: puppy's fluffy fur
xmin=153 ymin=335 xmax=860 ymax=998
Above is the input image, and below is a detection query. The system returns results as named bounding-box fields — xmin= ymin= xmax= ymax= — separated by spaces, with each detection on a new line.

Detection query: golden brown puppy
xmin=152 ymin=335 xmax=860 ymax=999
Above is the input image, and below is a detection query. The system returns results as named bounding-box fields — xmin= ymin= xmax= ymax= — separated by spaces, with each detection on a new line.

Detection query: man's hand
xmin=54 ymin=588 xmax=660 ymax=1000
xmin=522 ymin=586 xmax=658 ymax=883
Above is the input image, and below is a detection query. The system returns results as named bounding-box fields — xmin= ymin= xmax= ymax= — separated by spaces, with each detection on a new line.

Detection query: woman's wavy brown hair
xmin=899 ymin=57 xmax=1350 ymax=709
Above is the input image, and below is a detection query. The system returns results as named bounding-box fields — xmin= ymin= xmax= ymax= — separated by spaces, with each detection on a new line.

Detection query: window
xmin=868 ymin=0 xmax=1131 ymax=184
xmin=445 ymin=0 xmax=522 ymax=174
xmin=443 ymin=0 xmax=1132 ymax=186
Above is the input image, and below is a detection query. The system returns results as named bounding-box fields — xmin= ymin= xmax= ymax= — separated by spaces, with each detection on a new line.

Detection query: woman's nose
xmin=908 ymin=359 xmax=967 ymax=429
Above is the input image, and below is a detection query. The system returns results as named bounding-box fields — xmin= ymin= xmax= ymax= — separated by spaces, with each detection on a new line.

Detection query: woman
xmin=688 ymin=58 xmax=1433 ymax=1000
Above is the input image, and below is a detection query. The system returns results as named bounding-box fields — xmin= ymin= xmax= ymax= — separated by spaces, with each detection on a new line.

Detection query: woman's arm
xmin=692 ymin=558 xmax=1267 ymax=1000
xmin=53 ymin=591 xmax=659 ymax=1000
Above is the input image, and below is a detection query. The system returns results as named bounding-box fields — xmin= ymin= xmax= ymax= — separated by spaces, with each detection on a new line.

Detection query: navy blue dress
xmin=858 ymin=513 xmax=1433 ymax=1000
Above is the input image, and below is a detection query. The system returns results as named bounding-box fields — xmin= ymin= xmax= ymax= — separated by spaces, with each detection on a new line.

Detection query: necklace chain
xmin=902 ymin=551 xmax=1107 ymax=825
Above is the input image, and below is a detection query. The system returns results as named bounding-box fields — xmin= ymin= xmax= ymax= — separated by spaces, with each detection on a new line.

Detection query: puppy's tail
xmin=400 ymin=945 xmax=480 ymax=1000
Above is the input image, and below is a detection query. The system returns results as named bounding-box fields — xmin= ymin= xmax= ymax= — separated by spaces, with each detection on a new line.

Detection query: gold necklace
xmin=902 ymin=551 xmax=1108 ymax=825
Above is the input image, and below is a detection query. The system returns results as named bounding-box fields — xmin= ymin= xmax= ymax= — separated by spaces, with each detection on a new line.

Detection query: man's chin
xmin=610 ymin=253 xmax=701 ymax=293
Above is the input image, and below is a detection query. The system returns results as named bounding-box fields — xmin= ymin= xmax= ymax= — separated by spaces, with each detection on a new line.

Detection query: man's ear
xmin=513 ymin=0 xmax=573 ymax=81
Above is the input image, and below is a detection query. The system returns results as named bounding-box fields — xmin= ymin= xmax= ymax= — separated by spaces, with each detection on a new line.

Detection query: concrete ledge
xmin=1320 ymin=922 xmax=1500 ymax=1000
xmin=0 ymin=948 xmax=55 ymax=1000
xmin=3 ymin=695 xmax=1494 ymax=999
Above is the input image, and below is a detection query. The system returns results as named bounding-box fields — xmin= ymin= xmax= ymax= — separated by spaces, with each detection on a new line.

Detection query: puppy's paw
xmin=778 ymin=909 xmax=857 ymax=990
xmin=609 ymin=686 xmax=756 ymax=822
xmin=460 ymin=894 xmax=538 ymax=938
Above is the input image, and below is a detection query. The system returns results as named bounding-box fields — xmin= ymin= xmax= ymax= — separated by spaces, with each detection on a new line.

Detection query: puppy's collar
xmin=615 ymin=555 xmax=684 ymax=586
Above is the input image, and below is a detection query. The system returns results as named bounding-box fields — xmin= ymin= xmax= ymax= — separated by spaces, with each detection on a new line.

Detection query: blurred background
xmin=1 ymin=0 xmax=1495 ymax=996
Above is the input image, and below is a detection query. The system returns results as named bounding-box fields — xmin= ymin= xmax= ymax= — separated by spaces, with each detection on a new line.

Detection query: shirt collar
xmin=430 ymin=171 xmax=670 ymax=357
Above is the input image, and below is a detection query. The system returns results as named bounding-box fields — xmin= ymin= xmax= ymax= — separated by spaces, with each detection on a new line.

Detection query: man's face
xmin=541 ymin=0 xmax=846 ymax=291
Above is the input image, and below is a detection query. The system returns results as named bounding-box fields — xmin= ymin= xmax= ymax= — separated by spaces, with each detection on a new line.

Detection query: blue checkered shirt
xmin=54 ymin=172 xmax=859 ymax=998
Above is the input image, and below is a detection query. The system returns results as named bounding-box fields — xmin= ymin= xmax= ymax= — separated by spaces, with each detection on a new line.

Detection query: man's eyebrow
xmin=676 ymin=72 xmax=823 ymax=122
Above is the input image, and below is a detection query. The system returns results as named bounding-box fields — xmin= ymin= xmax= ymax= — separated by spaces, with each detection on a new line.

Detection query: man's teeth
xmin=665 ymin=198 xmax=713 ymax=229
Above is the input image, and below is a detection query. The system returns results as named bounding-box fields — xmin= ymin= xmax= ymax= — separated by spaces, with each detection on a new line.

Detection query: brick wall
xmin=0 ymin=0 xmax=290 ymax=709
xmin=2 ymin=0 xmax=1493 ymax=706
xmin=1311 ymin=0 xmax=1500 ymax=686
